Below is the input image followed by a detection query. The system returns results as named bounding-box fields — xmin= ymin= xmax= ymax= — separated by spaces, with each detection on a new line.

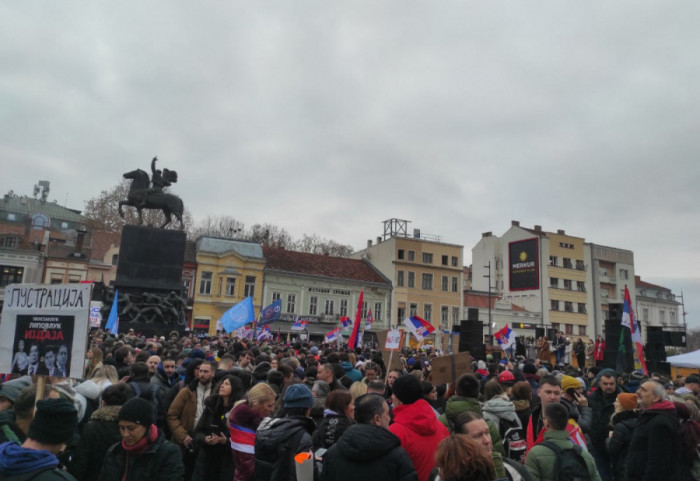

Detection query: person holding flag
xmin=365 ymin=308 xmax=374 ymax=331
xmin=347 ymin=291 xmax=364 ymax=351
xmin=494 ymin=324 xmax=515 ymax=361
xmin=402 ymin=315 xmax=435 ymax=342
xmin=621 ymin=286 xmax=648 ymax=375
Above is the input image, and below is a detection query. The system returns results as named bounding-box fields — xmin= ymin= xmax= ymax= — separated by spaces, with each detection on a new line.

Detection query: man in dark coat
xmin=321 ymin=393 xmax=417 ymax=481
xmin=68 ymin=383 xmax=130 ymax=481
xmin=588 ymin=370 xmax=621 ymax=481
xmin=626 ymin=381 xmax=687 ymax=481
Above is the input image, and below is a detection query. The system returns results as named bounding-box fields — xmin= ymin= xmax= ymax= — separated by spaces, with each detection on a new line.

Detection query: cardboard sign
xmin=385 ymin=329 xmax=402 ymax=350
xmin=429 ymin=352 xmax=473 ymax=386
xmin=0 ymin=284 xmax=91 ymax=378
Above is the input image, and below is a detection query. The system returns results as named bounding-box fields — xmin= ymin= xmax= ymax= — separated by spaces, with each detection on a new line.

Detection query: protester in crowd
xmin=594 ymin=336 xmax=605 ymax=367
xmin=312 ymin=390 xmax=355 ymax=451
xmin=0 ymin=384 xmax=35 ymax=446
xmin=90 ymin=365 xmax=119 ymax=394
xmin=349 ymin=381 xmax=367 ymax=401
xmin=317 ymin=363 xmax=347 ymax=391
xmin=585 ymin=339 xmax=595 ymax=368
xmin=192 ymin=374 xmax=244 ymax=481
xmin=254 ymin=383 xmax=317 ymax=481
xmin=69 ymin=383 xmax=131 ymax=481
xmin=525 ymin=403 xmax=601 ymax=481
xmin=588 ymin=370 xmax=621 ymax=481
xmin=574 ymin=338 xmax=586 ymax=369
xmin=310 ymin=380 xmax=331 ymax=426
xmin=167 ymin=360 xmax=215 ymax=480
xmin=0 ymin=377 xmax=32 ymax=414
xmin=536 ymin=337 xmax=550 ymax=365
xmin=321 ymin=393 xmax=417 ymax=481
xmin=605 ymin=393 xmax=639 ymax=481
xmin=84 ymin=347 xmax=104 ymax=380
xmin=98 ymin=397 xmax=183 ymax=481
xmin=482 ymin=380 xmax=521 ymax=438
xmin=151 ymin=357 xmax=180 ymax=389
xmin=430 ymin=434 xmax=496 ymax=481
xmin=389 ymin=375 xmax=449 ymax=481
xmin=559 ymin=375 xmax=592 ymax=432
xmin=229 ymin=383 xmax=276 ymax=481
xmin=511 ymin=381 xmax=533 ymax=430
xmin=0 ymin=398 xmax=78 ymax=481
xmin=626 ymin=380 xmax=686 ymax=481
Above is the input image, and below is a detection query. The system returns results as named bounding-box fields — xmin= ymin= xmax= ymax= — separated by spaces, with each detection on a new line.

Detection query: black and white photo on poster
xmin=12 ymin=315 xmax=74 ymax=377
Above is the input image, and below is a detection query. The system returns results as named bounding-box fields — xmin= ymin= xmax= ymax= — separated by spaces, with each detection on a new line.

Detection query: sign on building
xmin=509 ymin=238 xmax=540 ymax=291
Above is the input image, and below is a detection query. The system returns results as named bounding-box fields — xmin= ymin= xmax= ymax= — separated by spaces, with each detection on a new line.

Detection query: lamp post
xmin=484 ymin=261 xmax=493 ymax=346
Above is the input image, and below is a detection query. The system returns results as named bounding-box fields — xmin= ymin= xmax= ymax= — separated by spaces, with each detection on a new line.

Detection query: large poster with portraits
xmin=0 ymin=284 xmax=91 ymax=378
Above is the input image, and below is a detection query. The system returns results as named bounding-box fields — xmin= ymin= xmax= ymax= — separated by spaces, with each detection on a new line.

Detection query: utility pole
xmin=484 ymin=261 xmax=493 ymax=345
xmin=678 ymin=291 xmax=688 ymax=350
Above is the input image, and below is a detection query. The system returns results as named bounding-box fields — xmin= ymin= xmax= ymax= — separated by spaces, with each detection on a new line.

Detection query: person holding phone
xmin=559 ymin=375 xmax=592 ymax=434
xmin=192 ymin=374 xmax=245 ymax=481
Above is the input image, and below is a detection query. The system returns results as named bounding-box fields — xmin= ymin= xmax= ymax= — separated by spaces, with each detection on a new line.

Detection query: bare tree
xmin=246 ymin=223 xmax=294 ymax=248
xmin=188 ymin=215 xmax=245 ymax=239
xmin=83 ymin=179 xmax=193 ymax=233
xmin=293 ymin=233 xmax=353 ymax=257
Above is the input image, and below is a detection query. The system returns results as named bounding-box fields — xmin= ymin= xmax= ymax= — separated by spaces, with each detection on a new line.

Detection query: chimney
xmin=482 ymin=232 xmax=492 ymax=238
xmin=557 ymin=229 xmax=565 ymax=235
xmin=74 ymin=228 xmax=87 ymax=258
xmin=367 ymin=239 xmax=372 ymax=248
xmin=413 ymin=228 xmax=421 ymax=239
xmin=511 ymin=220 xmax=520 ymax=227
xmin=376 ymin=236 xmax=381 ymax=245
xmin=534 ymin=225 xmax=542 ymax=232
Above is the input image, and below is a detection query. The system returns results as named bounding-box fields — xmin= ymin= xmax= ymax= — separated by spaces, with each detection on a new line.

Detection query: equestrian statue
xmin=118 ymin=156 xmax=184 ymax=229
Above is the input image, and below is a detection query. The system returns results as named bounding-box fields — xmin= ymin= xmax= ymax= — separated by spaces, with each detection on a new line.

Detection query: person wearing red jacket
xmin=389 ymin=375 xmax=449 ymax=481
xmin=594 ymin=336 xmax=606 ymax=367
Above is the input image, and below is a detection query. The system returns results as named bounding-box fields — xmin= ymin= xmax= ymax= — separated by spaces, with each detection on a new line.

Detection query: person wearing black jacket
xmin=321 ymin=393 xmax=417 ymax=481
xmin=605 ymin=393 xmax=639 ymax=481
xmin=588 ymin=370 xmax=621 ymax=481
xmin=69 ymin=384 xmax=130 ymax=481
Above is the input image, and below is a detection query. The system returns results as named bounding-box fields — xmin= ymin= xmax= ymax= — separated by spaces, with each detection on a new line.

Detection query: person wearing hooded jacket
xmin=481 ymin=380 xmax=521 ymax=437
xmin=605 ymin=393 xmax=639 ymax=481
xmin=321 ymin=393 xmax=417 ymax=481
xmin=389 ymin=375 xmax=449 ymax=481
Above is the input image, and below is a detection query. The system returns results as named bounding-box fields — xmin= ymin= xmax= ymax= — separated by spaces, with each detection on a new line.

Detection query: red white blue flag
xmin=291 ymin=318 xmax=308 ymax=331
xmin=403 ymin=315 xmax=435 ymax=341
xmin=347 ymin=291 xmax=364 ymax=350
xmin=494 ymin=324 xmax=514 ymax=349
xmin=256 ymin=325 xmax=271 ymax=341
xmin=365 ymin=308 xmax=374 ymax=330
xmin=229 ymin=423 xmax=256 ymax=454
xmin=622 ymin=286 xmax=648 ymax=375
xmin=340 ymin=316 xmax=352 ymax=329
xmin=325 ymin=327 xmax=341 ymax=342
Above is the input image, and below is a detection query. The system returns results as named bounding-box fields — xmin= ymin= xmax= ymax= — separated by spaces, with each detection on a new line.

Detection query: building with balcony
xmin=635 ymin=275 xmax=682 ymax=331
xmin=351 ymin=218 xmax=464 ymax=331
xmin=191 ymin=237 xmax=265 ymax=336
xmin=262 ymin=247 xmax=392 ymax=339
xmin=587 ymin=244 xmax=635 ymax=336
xmin=471 ymin=221 xmax=594 ymax=339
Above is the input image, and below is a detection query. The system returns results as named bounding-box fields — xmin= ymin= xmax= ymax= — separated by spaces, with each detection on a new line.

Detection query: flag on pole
xmin=258 ymin=299 xmax=282 ymax=327
xmin=256 ymin=325 xmax=272 ymax=341
xmin=325 ymin=327 xmax=341 ymax=343
xmin=105 ymin=289 xmax=119 ymax=335
xmin=622 ymin=286 xmax=648 ymax=374
xmin=291 ymin=318 xmax=308 ymax=331
xmin=276 ymin=326 xmax=281 ymax=343
xmin=219 ymin=297 xmax=256 ymax=333
xmin=365 ymin=308 xmax=374 ymax=330
xmin=340 ymin=316 xmax=352 ymax=329
xmin=403 ymin=315 xmax=435 ymax=341
xmin=494 ymin=324 xmax=514 ymax=349
xmin=347 ymin=290 xmax=364 ymax=350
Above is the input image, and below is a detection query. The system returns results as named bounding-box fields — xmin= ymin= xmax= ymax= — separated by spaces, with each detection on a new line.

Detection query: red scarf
xmin=121 ymin=425 xmax=158 ymax=481
xmin=647 ymin=400 xmax=676 ymax=411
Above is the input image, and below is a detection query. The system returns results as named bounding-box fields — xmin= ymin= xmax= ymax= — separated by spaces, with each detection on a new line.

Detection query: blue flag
xmin=220 ymin=297 xmax=256 ymax=333
xmin=105 ymin=289 xmax=119 ymax=335
xmin=258 ymin=299 xmax=282 ymax=326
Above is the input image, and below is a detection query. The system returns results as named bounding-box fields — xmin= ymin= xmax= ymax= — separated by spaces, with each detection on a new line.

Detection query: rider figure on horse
xmin=138 ymin=157 xmax=178 ymax=206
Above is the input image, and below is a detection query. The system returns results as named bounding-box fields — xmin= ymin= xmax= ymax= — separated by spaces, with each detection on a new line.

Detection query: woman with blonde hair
xmin=229 ymin=383 xmax=276 ymax=481
xmin=349 ymin=381 xmax=367 ymax=401
xmin=430 ymin=434 xmax=496 ymax=481
xmin=85 ymin=347 xmax=104 ymax=379
xmin=90 ymin=364 xmax=118 ymax=393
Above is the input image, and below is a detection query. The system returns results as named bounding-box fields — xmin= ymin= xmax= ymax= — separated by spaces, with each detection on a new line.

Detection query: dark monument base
xmin=103 ymin=225 xmax=188 ymax=336
xmin=116 ymin=225 xmax=186 ymax=292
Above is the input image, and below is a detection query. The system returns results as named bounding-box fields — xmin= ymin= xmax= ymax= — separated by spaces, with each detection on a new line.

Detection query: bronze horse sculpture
xmin=118 ymin=169 xmax=184 ymax=229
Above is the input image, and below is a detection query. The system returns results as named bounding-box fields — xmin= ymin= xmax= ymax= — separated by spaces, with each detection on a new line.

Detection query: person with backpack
xmin=482 ymin=380 xmax=526 ymax=464
xmin=525 ymin=403 xmax=601 ymax=481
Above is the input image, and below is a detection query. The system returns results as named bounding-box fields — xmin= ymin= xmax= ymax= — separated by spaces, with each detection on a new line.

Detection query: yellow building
xmin=547 ymin=231 xmax=589 ymax=337
xmin=191 ymin=237 xmax=265 ymax=336
xmin=351 ymin=219 xmax=464 ymax=331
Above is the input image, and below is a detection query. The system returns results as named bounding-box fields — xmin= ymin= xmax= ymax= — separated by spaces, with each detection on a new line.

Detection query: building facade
xmin=262 ymin=247 xmax=392 ymax=339
xmin=351 ymin=219 xmax=464 ymax=331
xmin=635 ymin=276 xmax=682 ymax=331
xmin=471 ymin=221 xmax=595 ymax=339
xmin=192 ymin=237 xmax=265 ymax=336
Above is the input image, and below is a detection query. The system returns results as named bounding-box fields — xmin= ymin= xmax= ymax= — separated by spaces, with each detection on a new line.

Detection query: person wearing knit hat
xmin=98 ymin=397 xmax=183 ymax=481
xmin=0 ymin=398 xmax=78 ymax=480
xmin=0 ymin=376 xmax=32 ymax=411
xmin=607 ymin=392 xmax=640 ymax=481
xmin=388 ymin=375 xmax=449 ymax=481
xmin=559 ymin=375 xmax=592 ymax=434
xmin=255 ymin=383 xmax=318 ymax=480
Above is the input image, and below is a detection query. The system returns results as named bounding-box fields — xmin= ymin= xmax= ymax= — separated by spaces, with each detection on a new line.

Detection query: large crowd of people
xmin=0 ymin=328 xmax=699 ymax=481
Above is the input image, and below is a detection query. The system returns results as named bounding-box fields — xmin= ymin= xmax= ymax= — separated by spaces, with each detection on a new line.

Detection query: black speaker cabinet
xmin=467 ymin=308 xmax=480 ymax=321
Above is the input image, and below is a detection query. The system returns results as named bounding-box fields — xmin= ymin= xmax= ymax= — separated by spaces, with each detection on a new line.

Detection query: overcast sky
xmin=2 ymin=2 xmax=699 ymax=327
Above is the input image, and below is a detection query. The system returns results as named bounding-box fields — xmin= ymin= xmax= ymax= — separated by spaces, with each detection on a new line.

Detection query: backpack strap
xmin=539 ymin=441 xmax=563 ymax=481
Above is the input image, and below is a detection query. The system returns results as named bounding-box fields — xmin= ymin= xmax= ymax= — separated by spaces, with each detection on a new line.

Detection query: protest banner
xmin=429 ymin=352 xmax=473 ymax=386
xmin=0 ymin=284 xmax=91 ymax=378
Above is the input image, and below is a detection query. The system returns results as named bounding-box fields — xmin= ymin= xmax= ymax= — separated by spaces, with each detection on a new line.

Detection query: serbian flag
xmin=622 ymin=286 xmax=648 ymax=375
xmin=494 ymin=324 xmax=514 ymax=349
xmin=347 ymin=290 xmax=364 ymax=350
xmin=229 ymin=422 xmax=256 ymax=454
xmin=340 ymin=316 xmax=352 ymax=329
xmin=256 ymin=325 xmax=271 ymax=341
xmin=403 ymin=315 xmax=435 ymax=341
xmin=365 ymin=308 xmax=374 ymax=330
xmin=291 ymin=318 xmax=307 ymax=331
xmin=325 ymin=327 xmax=341 ymax=342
